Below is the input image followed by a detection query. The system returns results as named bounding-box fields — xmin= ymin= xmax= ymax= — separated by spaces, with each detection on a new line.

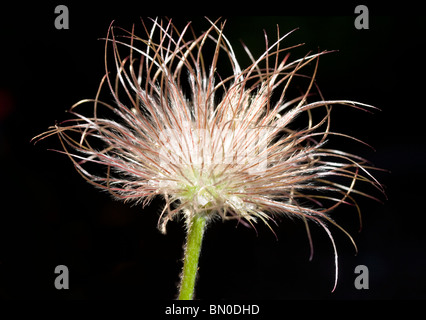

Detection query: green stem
xmin=178 ymin=214 xmax=207 ymax=300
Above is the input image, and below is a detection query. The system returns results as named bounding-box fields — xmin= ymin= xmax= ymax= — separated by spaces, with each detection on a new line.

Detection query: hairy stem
xmin=178 ymin=214 xmax=207 ymax=300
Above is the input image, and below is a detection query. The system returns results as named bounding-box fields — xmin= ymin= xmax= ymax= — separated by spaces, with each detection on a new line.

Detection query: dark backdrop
xmin=0 ymin=3 xmax=424 ymax=300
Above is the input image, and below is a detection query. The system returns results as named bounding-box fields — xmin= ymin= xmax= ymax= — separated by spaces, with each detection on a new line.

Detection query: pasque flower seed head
xmin=35 ymin=18 xmax=384 ymax=293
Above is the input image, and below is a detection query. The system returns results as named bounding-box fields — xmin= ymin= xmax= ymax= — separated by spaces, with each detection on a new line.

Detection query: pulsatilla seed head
xmin=34 ymin=17 xmax=384 ymax=291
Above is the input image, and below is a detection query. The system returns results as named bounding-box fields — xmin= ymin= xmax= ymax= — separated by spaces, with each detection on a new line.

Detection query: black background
xmin=0 ymin=2 xmax=425 ymax=302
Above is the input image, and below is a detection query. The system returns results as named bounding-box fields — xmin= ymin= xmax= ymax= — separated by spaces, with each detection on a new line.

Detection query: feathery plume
xmin=34 ymin=18 xmax=384 ymax=295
